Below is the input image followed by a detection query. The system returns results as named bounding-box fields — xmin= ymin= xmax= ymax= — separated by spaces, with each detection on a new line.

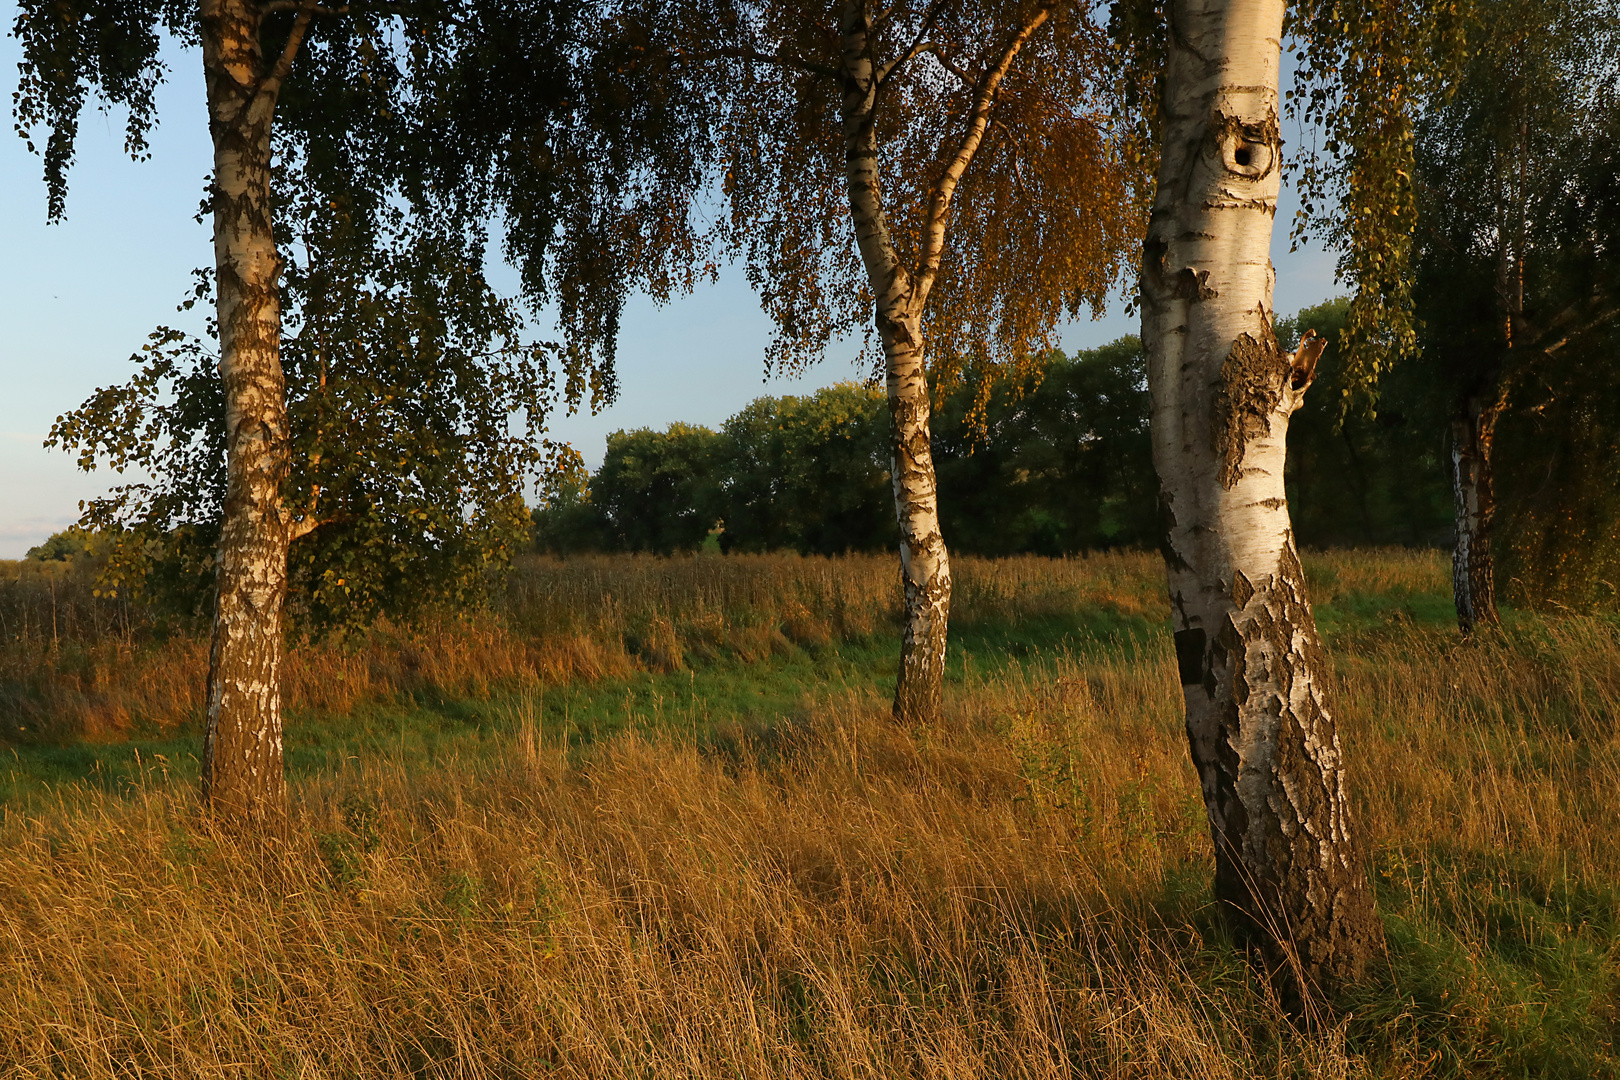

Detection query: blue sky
xmin=0 ymin=18 xmax=1341 ymax=558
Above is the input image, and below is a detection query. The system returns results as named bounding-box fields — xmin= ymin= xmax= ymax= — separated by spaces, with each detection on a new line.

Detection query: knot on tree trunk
xmin=1209 ymin=110 xmax=1281 ymax=181
xmin=877 ymin=310 xmax=921 ymax=348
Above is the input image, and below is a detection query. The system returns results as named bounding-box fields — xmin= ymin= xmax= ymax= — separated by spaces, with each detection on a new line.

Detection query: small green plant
xmin=441 ymin=871 xmax=481 ymax=921
xmin=316 ymin=794 xmax=382 ymax=886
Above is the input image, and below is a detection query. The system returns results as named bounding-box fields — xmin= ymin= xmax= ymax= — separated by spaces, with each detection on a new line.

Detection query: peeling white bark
xmin=1141 ymin=0 xmax=1379 ymax=994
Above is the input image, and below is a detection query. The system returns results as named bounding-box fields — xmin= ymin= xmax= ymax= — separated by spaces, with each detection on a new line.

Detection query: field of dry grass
xmin=0 ymin=549 xmax=1615 ymax=1077
xmin=0 ymin=551 xmax=1166 ymax=742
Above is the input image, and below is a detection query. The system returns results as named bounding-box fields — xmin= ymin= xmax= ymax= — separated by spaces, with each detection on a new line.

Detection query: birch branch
xmin=287 ymin=481 xmax=325 ymax=542
xmin=876 ymin=0 xmax=954 ymax=85
xmin=252 ymin=5 xmax=325 ymax=109
xmin=1533 ymin=299 xmax=1620 ymax=358
xmin=910 ymin=5 xmax=1050 ymax=308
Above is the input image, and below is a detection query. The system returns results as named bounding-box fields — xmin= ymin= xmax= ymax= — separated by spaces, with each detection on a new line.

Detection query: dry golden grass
xmin=0 ymin=548 xmax=1614 ymax=1076
xmin=0 ymin=673 xmax=1313 ymax=1078
xmin=0 ymin=551 xmax=1169 ymax=741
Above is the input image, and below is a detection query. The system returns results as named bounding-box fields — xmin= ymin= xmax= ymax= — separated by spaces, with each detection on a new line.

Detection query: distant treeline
xmin=535 ymin=301 xmax=1458 ymax=558
xmin=22 ymin=301 xmax=1616 ymax=608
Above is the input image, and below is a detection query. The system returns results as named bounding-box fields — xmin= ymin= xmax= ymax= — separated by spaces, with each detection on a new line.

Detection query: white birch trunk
xmin=199 ymin=0 xmax=304 ymax=826
xmin=1141 ymin=0 xmax=1379 ymax=995
xmin=839 ymin=0 xmax=951 ymax=725
xmin=829 ymin=1 xmax=1045 ymax=724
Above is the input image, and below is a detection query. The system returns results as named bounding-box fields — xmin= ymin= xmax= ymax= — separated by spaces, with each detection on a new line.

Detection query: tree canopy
xmin=660 ymin=0 xmax=1142 ymax=387
xmin=16 ymin=3 xmax=722 ymax=635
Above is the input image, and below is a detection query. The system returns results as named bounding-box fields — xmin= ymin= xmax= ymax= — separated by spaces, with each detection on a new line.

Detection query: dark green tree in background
xmin=50 ymin=207 xmax=565 ymax=638
xmin=588 ymin=424 xmax=723 ymax=555
xmin=716 ymin=385 xmax=893 ymax=555
xmin=540 ymin=320 xmax=1462 ymax=564
xmin=530 ymin=451 xmax=605 ymax=557
xmin=1408 ymin=0 xmax=1620 ymax=625
xmin=935 ymin=338 xmax=1156 ymax=556
xmin=1278 ymin=300 xmax=1453 ymax=549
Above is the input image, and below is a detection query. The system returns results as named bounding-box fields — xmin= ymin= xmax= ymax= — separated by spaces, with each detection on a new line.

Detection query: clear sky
xmin=0 ymin=17 xmax=1342 ymax=559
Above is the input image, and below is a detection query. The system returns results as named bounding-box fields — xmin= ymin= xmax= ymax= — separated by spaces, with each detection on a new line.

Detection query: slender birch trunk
xmin=883 ymin=319 xmax=951 ymax=725
xmin=838 ymin=1 xmax=950 ymax=725
xmin=199 ymin=0 xmax=312 ymax=826
xmin=1141 ymin=0 xmax=1379 ymax=995
xmin=834 ymin=1 xmax=1044 ymax=724
xmin=1450 ymin=393 xmax=1501 ymax=633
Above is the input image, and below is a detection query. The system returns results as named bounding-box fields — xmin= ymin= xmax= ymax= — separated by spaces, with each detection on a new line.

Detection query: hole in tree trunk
xmin=1234 ymin=146 xmax=1253 ymax=166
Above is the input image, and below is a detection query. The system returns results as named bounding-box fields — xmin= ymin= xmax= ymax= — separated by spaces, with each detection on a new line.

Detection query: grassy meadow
xmin=0 ymin=550 xmax=1615 ymax=1077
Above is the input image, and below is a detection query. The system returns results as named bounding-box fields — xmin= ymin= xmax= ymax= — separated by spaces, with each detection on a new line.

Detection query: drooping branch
xmin=989 ymin=117 xmax=1031 ymax=196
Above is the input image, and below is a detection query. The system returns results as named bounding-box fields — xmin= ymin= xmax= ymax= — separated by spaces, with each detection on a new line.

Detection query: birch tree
xmin=1409 ymin=0 xmax=1620 ymax=631
xmin=15 ymin=0 xmax=401 ymax=825
xmin=1135 ymin=0 xmax=1380 ymax=995
xmin=14 ymin=1 xmax=701 ymax=825
xmin=1290 ymin=0 xmax=1619 ymax=631
xmin=652 ymin=0 xmax=1139 ymax=723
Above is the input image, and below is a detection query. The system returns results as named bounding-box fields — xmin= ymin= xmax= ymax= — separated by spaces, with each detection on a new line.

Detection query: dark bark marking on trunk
xmin=1215 ymin=329 xmax=1288 ymax=489
xmin=1289 ymin=330 xmax=1325 ymax=391
xmin=1176 ymin=266 xmax=1218 ymax=300
xmin=1232 ymin=568 xmax=1255 ymax=608
xmin=1157 ymin=490 xmax=1193 ymax=574
xmin=1175 ymin=627 xmax=1206 ymax=685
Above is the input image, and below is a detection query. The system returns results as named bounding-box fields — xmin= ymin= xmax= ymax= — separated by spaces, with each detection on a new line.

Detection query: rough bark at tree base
xmin=1186 ymin=543 xmax=1384 ymax=997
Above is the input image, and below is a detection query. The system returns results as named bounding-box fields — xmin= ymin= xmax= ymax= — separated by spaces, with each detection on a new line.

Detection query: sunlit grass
xmin=0 ymin=549 xmax=1615 ymax=1076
